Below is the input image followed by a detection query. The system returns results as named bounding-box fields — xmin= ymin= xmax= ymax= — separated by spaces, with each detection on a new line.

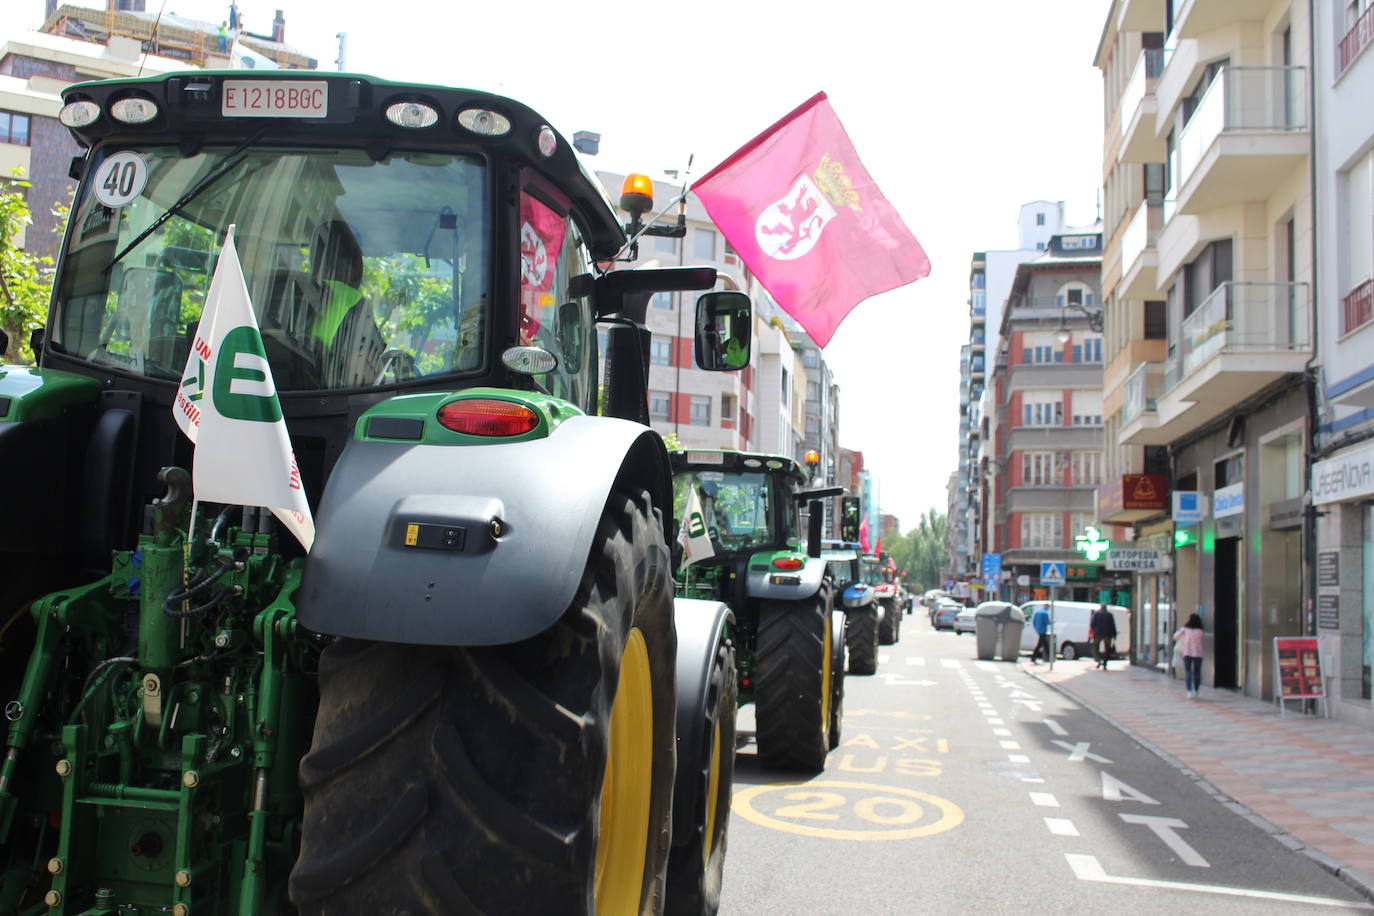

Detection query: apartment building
xmin=1096 ymin=0 xmax=1312 ymax=698
xmin=985 ymin=230 xmax=1108 ymax=604
xmin=951 ymin=203 xmax=1065 ymax=590
xmin=1310 ymin=0 xmax=1374 ymax=724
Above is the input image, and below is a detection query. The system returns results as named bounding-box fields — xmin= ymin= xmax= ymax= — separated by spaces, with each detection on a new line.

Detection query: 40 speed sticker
xmin=92 ymin=151 xmax=149 ymax=208
xmin=733 ymin=781 xmax=963 ymax=841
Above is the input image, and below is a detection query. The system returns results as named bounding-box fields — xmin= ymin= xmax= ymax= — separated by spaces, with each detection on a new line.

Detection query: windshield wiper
xmin=103 ymin=128 xmax=269 ymax=275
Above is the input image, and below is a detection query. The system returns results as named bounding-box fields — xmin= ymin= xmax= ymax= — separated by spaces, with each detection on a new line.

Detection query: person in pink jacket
xmin=1174 ymin=613 xmax=1205 ymax=698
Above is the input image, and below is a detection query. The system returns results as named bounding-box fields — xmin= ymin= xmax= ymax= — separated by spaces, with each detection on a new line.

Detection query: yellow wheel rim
xmin=703 ymin=718 xmax=722 ymax=867
xmin=595 ymin=628 xmax=653 ymax=914
xmin=820 ymin=615 xmax=832 ymax=740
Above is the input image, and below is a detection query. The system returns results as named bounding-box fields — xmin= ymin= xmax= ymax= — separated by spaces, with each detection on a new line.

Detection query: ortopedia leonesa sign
xmin=1105 ymin=549 xmax=1171 ymax=572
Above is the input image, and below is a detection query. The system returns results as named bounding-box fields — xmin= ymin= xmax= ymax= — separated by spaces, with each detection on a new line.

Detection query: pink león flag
xmin=691 ymin=92 xmax=930 ymax=347
xmin=858 ymin=513 xmax=870 ymax=554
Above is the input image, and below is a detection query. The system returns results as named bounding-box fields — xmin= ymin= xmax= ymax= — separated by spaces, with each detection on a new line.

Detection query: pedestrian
xmin=1174 ymin=613 xmax=1204 ymax=698
xmin=1030 ymin=604 xmax=1052 ymax=663
xmin=218 ymin=21 xmax=229 ymax=53
xmin=1089 ymin=603 xmax=1117 ymax=669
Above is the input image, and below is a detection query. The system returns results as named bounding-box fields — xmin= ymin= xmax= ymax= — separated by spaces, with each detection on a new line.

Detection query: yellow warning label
xmin=404 ymin=524 xmax=419 ymax=546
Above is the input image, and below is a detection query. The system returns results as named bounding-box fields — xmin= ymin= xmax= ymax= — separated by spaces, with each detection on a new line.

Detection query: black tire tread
xmin=846 ymin=605 xmax=879 ymax=675
xmin=754 ymin=591 xmax=831 ymax=772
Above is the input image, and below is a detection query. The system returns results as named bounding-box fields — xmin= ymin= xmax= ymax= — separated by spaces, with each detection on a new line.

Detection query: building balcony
xmin=1118 ymin=49 xmax=1166 ymax=164
xmin=1174 ymin=67 xmax=1308 ymax=216
xmin=1171 ymin=0 xmax=1265 ymax=39
xmin=1119 ymin=361 xmax=1167 ymax=444
xmin=1340 ymin=3 xmax=1374 ymax=77
xmin=1152 ymin=282 xmax=1311 ymax=441
xmin=1116 ymin=0 xmax=1165 ymax=32
xmin=1119 ymin=201 xmax=1163 ymax=300
xmin=1342 ymin=278 xmax=1373 ymax=338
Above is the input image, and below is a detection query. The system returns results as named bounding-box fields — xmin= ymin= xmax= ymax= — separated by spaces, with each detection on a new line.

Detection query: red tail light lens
xmin=436 ymin=399 xmax=539 ymax=437
xmin=772 ymin=557 xmax=804 ymax=571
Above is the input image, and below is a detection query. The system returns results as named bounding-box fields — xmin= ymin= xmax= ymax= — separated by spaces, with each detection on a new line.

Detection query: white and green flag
xmin=678 ymin=487 xmax=715 ymax=571
xmin=173 ymin=226 xmax=315 ymax=551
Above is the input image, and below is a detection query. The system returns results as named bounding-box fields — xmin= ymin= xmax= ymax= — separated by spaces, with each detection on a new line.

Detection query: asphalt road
xmin=715 ymin=612 xmax=1370 ymax=915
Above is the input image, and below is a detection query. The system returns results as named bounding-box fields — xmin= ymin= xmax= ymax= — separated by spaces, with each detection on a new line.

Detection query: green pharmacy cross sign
xmin=1075 ymin=526 xmax=1111 ymax=562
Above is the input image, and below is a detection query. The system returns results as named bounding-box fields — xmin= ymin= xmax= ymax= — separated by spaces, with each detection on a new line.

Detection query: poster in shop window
xmin=1274 ymin=637 xmax=1324 ymax=698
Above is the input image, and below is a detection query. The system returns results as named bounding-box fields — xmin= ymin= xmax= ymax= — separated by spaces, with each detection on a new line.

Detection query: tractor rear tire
xmin=878 ymin=599 xmax=901 ymax=645
xmin=846 ymin=605 xmax=880 ymax=675
xmin=289 ymin=487 xmax=677 ymax=916
xmin=664 ymin=637 xmax=736 ymax=915
xmin=755 ymin=589 xmax=832 ymax=772
xmin=828 ymin=612 xmax=845 ymax=750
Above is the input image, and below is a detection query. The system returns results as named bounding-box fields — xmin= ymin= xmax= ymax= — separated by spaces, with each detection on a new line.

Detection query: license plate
xmin=222 ymin=80 xmax=328 ymax=118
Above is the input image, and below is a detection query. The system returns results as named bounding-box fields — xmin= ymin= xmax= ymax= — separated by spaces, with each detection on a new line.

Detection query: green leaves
xmin=0 ymin=176 xmax=56 ymax=364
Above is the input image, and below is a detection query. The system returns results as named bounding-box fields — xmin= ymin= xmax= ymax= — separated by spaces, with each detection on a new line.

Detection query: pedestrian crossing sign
xmin=1040 ymin=562 xmax=1066 ymax=586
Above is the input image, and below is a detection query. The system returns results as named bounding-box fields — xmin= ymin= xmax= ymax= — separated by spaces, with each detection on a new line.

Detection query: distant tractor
xmin=670 ymin=451 xmax=847 ymax=772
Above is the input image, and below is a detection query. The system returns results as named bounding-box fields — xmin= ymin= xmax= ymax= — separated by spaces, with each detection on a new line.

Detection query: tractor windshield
xmin=672 ymin=469 xmax=790 ymax=552
xmin=52 ymin=143 xmax=489 ymax=392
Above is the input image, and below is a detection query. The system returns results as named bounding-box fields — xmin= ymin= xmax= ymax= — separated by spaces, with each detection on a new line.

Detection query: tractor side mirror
xmin=693 ymin=291 xmax=751 ymax=371
xmin=807 ymin=499 xmax=823 ymax=558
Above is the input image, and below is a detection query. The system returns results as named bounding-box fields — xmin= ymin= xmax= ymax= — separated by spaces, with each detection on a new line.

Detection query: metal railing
xmin=1167 ymin=281 xmax=1310 ymax=390
xmin=1121 ymin=201 xmax=1164 ymax=273
xmin=1343 ymin=279 xmax=1374 ymax=336
xmin=1177 ymin=66 xmax=1307 ymax=190
xmin=1340 ymin=4 xmax=1374 ymax=76
xmin=1122 ymin=361 xmax=1166 ymax=424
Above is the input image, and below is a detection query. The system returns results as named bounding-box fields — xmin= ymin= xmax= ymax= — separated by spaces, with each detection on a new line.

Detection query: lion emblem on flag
xmin=754 ymin=174 xmax=837 ymax=261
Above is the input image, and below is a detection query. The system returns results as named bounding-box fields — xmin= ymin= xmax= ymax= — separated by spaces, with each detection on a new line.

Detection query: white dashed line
xmin=1000 ymin=740 xmax=1021 ymax=750
xmin=1044 ymin=818 xmax=1079 ymax=836
xmin=986 ymin=717 xmax=1004 ymax=725
xmin=941 ymin=658 xmax=962 ymax=669
xmin=1008 ymin=754 xmax=1031 ymax=763
xmin=905 ymin=656 xmax=926 ymax=666
xmin=1029 ymin=792 xmax=1059 ymax=807
xmin=992 ymin=728 xmax=1011 ymax=736
xmin=1043 ymin=718 xmax=1068 ymax=736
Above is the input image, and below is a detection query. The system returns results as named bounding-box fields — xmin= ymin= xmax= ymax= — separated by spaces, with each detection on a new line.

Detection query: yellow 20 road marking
xmin=733 ymin=781 xmax=964 ymax=841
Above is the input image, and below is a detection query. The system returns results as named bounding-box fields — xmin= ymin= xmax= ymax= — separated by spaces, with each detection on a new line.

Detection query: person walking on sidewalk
xmin=1174 ymin=613 xmax=1205 ymax=698
xmin=1030 ymin=604 xmax=1052 ymax=662
xmin=1090 ymin=604 xmax=1117 ymax=669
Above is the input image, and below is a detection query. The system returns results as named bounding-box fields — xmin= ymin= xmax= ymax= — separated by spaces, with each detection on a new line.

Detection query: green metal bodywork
xmin=0 ymin=368 xmax=100 ymax=423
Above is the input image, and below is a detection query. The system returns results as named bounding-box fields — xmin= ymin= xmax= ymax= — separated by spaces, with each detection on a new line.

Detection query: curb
xmin=1021 ymin=663 xmax=1374 ymax=905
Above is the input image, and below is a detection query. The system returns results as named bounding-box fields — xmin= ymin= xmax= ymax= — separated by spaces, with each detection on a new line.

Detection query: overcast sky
xmin=7 ymin=0 xmax=1109 ymax=529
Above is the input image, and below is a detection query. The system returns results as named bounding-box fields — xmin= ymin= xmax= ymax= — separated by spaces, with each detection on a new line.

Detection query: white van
xmin=1019 ymin=601 xmax=1130 ymax=660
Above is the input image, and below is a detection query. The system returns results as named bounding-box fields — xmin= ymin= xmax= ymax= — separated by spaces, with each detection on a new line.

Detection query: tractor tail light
xmin=772 ymin=557 xmax=804 ymax=571
xmin=436 ymin=399 xmax=539 ymax=437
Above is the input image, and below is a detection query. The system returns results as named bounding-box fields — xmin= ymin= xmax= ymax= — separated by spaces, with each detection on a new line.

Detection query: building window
xmin=649 ymin=390 xmax=671 ymax=421
xmin=1036 ymin=213 xmax=1045 ymax=226
xmin=805 ymin=415 xmax=819 ymax=435
xmin=1144 ymin=301 xmax=1167 ymax=339
xmin=654 ymin=234 xmax=677 ymax=254
xmin=1023 ymin=398 xmax=1062 ymax=426
xmin=802 ymin=349 xmax=820 ymax=368
xmin=806 ymin=381 xmax=820 ymax=401
xmin=1021 ymin=513 xmax=1063 ymax=548
xmin=721 ymin=392 xmax=736 ymax=423
xmin=1022 ymin=452 xmax=1056 ymax=486
xmin=690 ymin=395 xmax=711 ymax=426
xmin=1072 ymin=413 xmax=1102 ymax=426
xmin=650 ymin=339 xmax=671 ymax=366
xmin=695 ymin=229 xmax=716 ymax=261
xmin=1080 ymin=337 xmax=1102 ymax=362
xmin=651 ymin=291 xmax=673 ymax=310
xmin=1069 ymin=513 xmax=1094 ymax=539
xmin=1071 ymin=452 xmax=1103 ymax=486
xmin=0 ymin=112 xmax=31 ymax=146
xmin=780 ymin=367 xmax=790 ymax=405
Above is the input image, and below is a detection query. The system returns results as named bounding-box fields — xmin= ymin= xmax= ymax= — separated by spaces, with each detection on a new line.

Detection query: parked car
xmin=952 ymin=607 xmax=978 ymax=634
xmin=933 ymin=602 xmax=963 ymax=631
xmin=1018 ymin=601 xmax=1131 ymax=659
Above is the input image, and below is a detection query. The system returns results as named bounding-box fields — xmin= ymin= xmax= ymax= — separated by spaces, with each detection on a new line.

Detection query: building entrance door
xmin=1214 ymin=536 xmax=1242 ymax=688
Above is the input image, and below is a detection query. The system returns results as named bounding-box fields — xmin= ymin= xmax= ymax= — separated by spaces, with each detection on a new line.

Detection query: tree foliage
xmin=0 ymin=179 xmax=55 ymax=364
xmin=886 ymin=508 xmax=947 ymax=593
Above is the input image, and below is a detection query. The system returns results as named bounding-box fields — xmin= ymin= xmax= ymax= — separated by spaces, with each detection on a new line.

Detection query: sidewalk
xmin=1025 ymin=656 xmax=1374 ymax=901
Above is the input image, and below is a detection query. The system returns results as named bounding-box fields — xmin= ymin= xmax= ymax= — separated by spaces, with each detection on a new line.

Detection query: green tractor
xmin=0 ymin=71 xmax=749 ymax=915
xmin=669 ymin=451 xmax=846 ymax=773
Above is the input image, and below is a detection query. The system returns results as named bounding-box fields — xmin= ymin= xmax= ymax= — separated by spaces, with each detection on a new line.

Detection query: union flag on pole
xmin=691 ymin=92 xmax=930 ymax=347
xmin=174 ymin=226 xmax=315 ymax=551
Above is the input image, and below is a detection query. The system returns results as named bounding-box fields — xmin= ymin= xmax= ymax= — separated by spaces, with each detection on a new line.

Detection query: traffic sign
xmin=1040 ymin=561 xmax=1066 ymax=586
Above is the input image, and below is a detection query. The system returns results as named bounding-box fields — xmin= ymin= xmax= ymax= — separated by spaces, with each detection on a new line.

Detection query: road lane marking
xmin=1008 ymin=689 xmax=1036 ymax=698
xmin=941 ymin=658 xmax=962 ymax=668
xmin=878 ymin=654 xmax=890 ymax=664
xmin=986 ymin=717 xmax=1004 ymax=725
xmin=905 ymin=656 xmax=926 ymax=666
xmin=1043 ymin=718 xmax=1068 ymax=736
xmin=1000 ymin=740 xmax=1021 ymax=750
xmin=1021 ymin=777 xmax=1045 ymax=783
xmin=1044 ymin=818 xmax=1079 ymax=836
xmin=1063 ymin=855 xmax=1371 ymax=908
xmin=1008 ymin=754 xmax=1030 ymax=763
xmin=992 ymin=728 xmax=1011 ymax=736
xmin=1029 ymin=792 xmax=1059 ymax=807
xmin=1119 ymin=814 xmax=1209 ymax=867
xmin=1101 ymin=771 xmax=1160 ymax=805
xmin=936 ymin=739 xmax=950 ymax=754
xmin=733 ymin=781 xmax=964 ymax=841
xmin=975 ymin=661 xmax=997 ymax=671
xmin=1051 ymin=740 xmax=1112 ymax=763
xmin=1013 ymin=699 xmax=1044 ymax=711
xmin=879 ymin=673 xmax=937 ymax=687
